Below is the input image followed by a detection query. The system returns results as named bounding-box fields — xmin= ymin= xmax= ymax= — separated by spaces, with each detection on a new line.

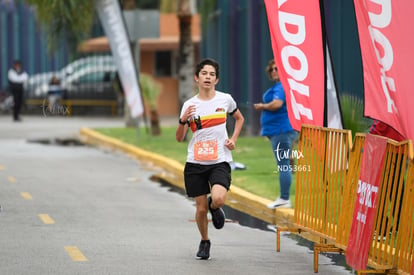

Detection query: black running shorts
xmin=184 ymin=162 xmax=231 ymax=197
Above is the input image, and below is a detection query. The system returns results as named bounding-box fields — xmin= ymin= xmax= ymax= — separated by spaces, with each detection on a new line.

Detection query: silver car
xmin=25 ymin=55 xmax=117 ymax=100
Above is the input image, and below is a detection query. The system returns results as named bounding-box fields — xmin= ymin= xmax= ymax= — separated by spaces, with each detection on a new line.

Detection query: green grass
xmin=95 ymin=127 xmax=295 ymax=202
xmin=340 ymin=94 xmax=373 ymax=139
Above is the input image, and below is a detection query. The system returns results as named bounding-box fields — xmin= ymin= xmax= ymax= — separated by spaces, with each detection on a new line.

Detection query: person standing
xmin=47 ymin=75 xmax=62 ymax=113
xmin=8 ymin=60 xmax=28 ymax=121
xmin=254 ymin=59 xmax=298 ymax=209
xmin=176 ymin=58 xmax=244 ymax=260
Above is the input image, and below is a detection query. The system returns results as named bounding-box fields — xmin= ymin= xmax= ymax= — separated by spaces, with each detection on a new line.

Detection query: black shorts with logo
xmin=184 ymin=162 xmax=231 ymax=197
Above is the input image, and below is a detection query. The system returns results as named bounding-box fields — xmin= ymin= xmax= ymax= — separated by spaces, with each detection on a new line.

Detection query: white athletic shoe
xmin=267 ymin=198 xmax=291 ymax=209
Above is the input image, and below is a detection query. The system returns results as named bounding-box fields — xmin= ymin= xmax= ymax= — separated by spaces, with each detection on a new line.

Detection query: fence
xmin=396 ymin=158 xmax=414 ymax=274
xmin=23 ymin=55 xmax=120 ymax=116
xmin=277 ymin=125 xmax=414 ymax=275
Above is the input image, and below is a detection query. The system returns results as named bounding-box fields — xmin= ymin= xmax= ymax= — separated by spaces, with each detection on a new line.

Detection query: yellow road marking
xmin=20 ymin=192 xmax=32 ymax=200
xmin=64 ymin=246 xmax=88 ymax=262
xmin=8 ymin=176 xmax=16 ymax=183
xmin=38 ymin=214 xmax=55 ymax=224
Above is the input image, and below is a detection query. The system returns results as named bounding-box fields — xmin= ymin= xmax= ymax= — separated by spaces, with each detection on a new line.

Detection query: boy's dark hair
xmin=195 ymin=58 xmax=220 ymax=79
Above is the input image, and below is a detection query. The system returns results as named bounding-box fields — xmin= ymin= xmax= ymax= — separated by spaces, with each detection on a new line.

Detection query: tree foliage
xmin=24 ymin=0 xmax=95 ymax=53
xmin=24 ymin=0 xmax=174 ymax=54
xmin=340 ymin=94 xmax=372 ymax=138
xmin=140 ymin=73 xmax=161 ymax=110
xmin=199 ymin=0 xmax=216 ymax=33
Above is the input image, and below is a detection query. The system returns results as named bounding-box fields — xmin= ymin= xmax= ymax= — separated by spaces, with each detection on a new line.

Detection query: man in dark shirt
xmin=8 ymin=60 xmax=28 ymax=121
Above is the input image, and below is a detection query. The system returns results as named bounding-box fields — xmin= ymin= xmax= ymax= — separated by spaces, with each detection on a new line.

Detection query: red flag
xmin=411 ymin=259 xmax=414 ymax=275
xmin=346 ymin=134 xmax=387 ymax=270
xmin=264 ymin=0 xmax=325 ymax=131
xmin=354 ymin=0 xmax=414 ymax=141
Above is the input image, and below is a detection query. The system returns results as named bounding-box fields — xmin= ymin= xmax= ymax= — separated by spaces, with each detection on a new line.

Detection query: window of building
xmin=155 ymin=51 xmax=177 ymax=77
xmin=135 ymin=0 xmax=159 ymax=9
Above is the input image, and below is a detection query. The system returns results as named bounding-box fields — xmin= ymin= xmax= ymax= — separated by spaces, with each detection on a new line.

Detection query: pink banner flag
xmin=412 ymin=259 xmax=414 ymax=275
xmin=354 ymin=0 xmax=414 ymax=141
xmin=264 ymin=0 xmax=325 ymax=131
xmin=346 ymin=134 xmax=388 ymax=270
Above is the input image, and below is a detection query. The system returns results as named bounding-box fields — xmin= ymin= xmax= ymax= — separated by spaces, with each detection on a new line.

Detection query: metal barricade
xmin=276 ymin=126 xmax=414 ymax=274
xmin=336 ymin=133 xmax=365 ymax=250
xmin=395 ymin=153 xmax=414 ymax=274
xmin=276 ymin=125 xmax=352 ymax=272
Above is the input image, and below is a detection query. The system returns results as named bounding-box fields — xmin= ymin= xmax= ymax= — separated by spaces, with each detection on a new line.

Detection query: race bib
xmin=194 ymin=140 xmax=218 ymax=161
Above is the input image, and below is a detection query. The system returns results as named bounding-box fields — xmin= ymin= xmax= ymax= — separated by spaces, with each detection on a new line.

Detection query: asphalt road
xmin=0 ymin=115 xmax=353 ymax=275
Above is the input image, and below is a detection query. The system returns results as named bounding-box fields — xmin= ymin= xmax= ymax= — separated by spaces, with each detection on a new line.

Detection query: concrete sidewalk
xmin=0 ymin=114 xmax=352 ymax=274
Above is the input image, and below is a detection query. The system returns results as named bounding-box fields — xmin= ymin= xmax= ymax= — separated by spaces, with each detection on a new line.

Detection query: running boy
xmin=175 ymin=58 xmax=244 ymax=260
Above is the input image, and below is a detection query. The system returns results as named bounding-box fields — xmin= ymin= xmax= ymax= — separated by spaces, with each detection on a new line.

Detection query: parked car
xmin=25 ymin=55 xmax=117 ymax=100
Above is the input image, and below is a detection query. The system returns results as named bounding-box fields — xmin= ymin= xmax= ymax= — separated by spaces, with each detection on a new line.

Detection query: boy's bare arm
xmin=225 ymin=109 xmax=244 ymax=150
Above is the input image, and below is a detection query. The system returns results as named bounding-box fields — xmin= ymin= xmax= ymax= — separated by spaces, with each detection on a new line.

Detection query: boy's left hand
xmin=225 ymin=139 xmax=235 ymax=150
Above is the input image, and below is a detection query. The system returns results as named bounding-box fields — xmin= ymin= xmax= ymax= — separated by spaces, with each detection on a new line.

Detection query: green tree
xmin=140 ymin=73 xmax=162 ymax=135
xmin=340 ymin=94 xmax=373 ymax=138
xmin=177 ymin=0 xmax=195 ymax=109
xmin=24 ymin=0 xmax=95 ymax=53
xmin=24 ymin=0 xmax=149 ymax=53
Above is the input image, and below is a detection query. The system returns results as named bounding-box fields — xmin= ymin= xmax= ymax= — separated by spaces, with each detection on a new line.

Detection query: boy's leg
xmin=194 ymin=194 xmax=209 ymax=240
xmin=209 ymin=184 xmax=227 ymax=229
xmin=208 ymin=162 xmax=231 ymax=229
xmin=210 ymin=184 xmax=227 ymax=209
xmin=194 ymin=194 xmax=211 ymax=260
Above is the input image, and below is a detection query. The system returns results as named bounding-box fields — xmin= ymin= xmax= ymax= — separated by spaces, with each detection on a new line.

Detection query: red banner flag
xmin=346 ymin=134 xmax=388 ymax=270
xmin=412 ymin=259 xmax=414 ymax=275
xmin=264 ymin=0 xmax=325 ymax=131
xmin=354 ymin=0 xmax=414 ymax=141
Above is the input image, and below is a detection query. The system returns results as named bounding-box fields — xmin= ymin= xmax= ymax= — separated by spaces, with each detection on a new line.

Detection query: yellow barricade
xmin=332 ymin=135 xmax=411 ymax=274
xmin=396 ymin=158 xmax=414 ymax=274
xmin=335 ymin=133 xmax=365 ymax=250
xmin=294 ymin=125 xmax=351 ymax=239
xmin=277 ymin=126 xmax=414 ymax=274
xmin=365 ymin=138 xmax=411 ymax=272
xmin=277 ymin=125 xmax=352 ymax=272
